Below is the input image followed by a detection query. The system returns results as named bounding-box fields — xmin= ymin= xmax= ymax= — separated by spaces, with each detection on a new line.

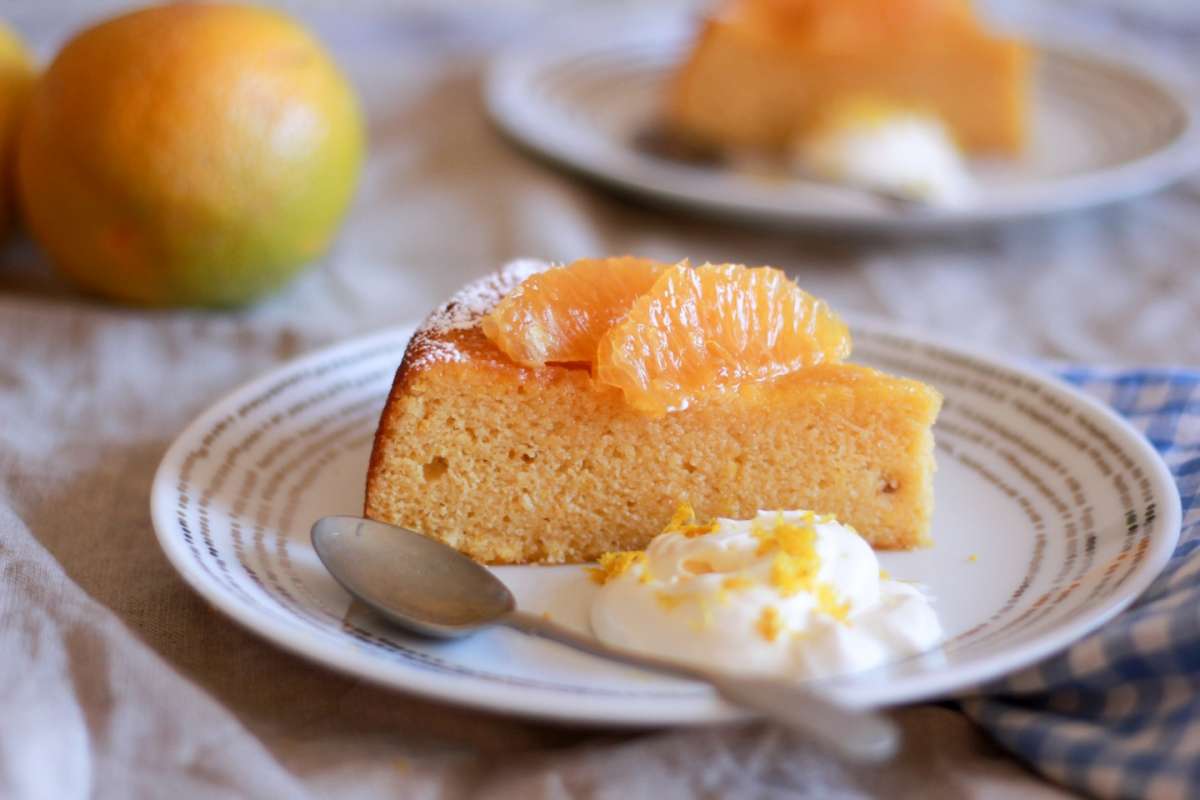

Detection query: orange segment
xmin=481 ymin=256 xmax=669 ymax=367
xmin=595 ymin=263 xmax=851 ymax=415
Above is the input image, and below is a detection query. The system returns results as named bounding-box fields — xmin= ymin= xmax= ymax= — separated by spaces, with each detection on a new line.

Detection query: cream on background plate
xmin=484 ymin=13 xmax=1198 ymax=233
xmin=149 ymin=318 xmax=1180 ymax=724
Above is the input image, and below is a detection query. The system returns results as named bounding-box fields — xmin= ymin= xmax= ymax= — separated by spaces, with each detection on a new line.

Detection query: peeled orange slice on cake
xmin=481 ymin=257 xmax=851 ymax=414
xmin=481 ymin=256 xmax=667 ymax=366
xmin=597 ymin=263 xmax=850 ymax=414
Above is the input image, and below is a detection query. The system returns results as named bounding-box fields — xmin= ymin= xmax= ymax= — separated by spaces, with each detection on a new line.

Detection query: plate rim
xmin=149 ymin=318 xmax=1183 ymax=725
xmin=483 ymin=13 xmax=1200 ymax=233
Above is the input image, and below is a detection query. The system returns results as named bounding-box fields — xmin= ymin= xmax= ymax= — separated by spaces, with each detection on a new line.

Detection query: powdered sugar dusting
xmin=408 ymin=337 xmax=469 ymax=368
xmin=399 ymin=259 xmax=554 ymax=372
xmin=424 ymin=258 xmax=552 ymax=334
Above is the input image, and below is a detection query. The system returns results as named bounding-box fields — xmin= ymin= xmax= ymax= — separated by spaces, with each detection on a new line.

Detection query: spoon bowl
xmin=312 ymin=515 xmax=514 ymax=638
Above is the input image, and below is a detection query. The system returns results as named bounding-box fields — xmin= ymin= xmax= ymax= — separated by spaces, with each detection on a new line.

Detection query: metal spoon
xmin=311 ymin=515 xmax=900 ymax=762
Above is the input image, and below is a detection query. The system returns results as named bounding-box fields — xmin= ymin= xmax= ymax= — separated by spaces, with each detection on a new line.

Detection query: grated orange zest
xmin=587 ymin=550 xmax=646 ymax=585
xmin=756 ymin=606 xmax=783 ymax=642
xmin=663 ymin=502 xmax=719 ymax=538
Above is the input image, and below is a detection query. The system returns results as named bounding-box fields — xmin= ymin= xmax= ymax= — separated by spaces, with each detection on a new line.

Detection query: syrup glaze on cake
xmin=365 ymin=259 xmax=941 ymax=565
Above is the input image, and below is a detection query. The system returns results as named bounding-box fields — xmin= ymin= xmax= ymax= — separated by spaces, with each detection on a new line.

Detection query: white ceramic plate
xmin=484 ymin=13 xmax=1198 ymax=233
xmin=149 ymin=318 xmax=1181 ymax=725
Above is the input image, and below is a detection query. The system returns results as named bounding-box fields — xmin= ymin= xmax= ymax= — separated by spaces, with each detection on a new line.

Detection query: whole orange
xmin=0 ymin=22 xmax=34 ymax=237
xmin=17 ymin=2 xmax=364 ymax=307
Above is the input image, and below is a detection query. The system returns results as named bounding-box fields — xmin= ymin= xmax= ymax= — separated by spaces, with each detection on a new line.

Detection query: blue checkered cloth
xmin=961 ymin=368 xmax=1200 ymax=800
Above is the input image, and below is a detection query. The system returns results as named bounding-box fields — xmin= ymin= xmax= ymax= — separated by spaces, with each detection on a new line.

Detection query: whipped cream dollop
xmin=589 ymin=508 xmax=941 ymax=680
xmin=793 ymin=110 xmax=974 ymax=208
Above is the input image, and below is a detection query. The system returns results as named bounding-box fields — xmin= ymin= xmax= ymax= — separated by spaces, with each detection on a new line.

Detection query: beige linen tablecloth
xmin=2 ymin=2 xmax=1197 ymax=797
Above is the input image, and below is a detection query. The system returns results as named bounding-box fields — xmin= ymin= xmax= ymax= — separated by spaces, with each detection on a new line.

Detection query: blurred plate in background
xmin=485 ymin=12 xmax=1198 ymax=233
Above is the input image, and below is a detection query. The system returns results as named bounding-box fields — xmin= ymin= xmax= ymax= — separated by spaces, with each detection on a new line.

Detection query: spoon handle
xmin=500 ymin=610 xmax=899 ymax=763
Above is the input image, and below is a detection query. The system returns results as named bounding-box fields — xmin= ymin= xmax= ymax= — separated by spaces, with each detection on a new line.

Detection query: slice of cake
xmin=667 ymin=0 xmax=1031 ymax=156
xmin=365 ymin=259 xmax=941 ymax=565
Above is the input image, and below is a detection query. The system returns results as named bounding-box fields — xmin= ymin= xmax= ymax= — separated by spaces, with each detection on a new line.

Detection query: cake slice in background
xmin=667 ymin=0 xmax=1031 ymax=158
